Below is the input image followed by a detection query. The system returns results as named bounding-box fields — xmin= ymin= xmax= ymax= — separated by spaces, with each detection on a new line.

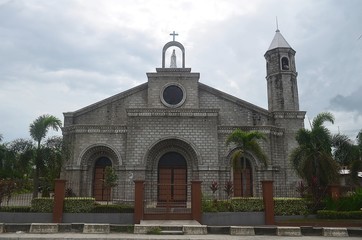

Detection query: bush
xmin=231 ymin=197 xmax=264 ymax=212
xmin=325 ymin=188 xmax=362 ymax=211
xmin=317 ymin=210 xmax=362 ymax=219
xmin=91 ymin=204 xmax=134 ymax=213
xmin=201 ymin=197 xmax=218 ymax=212
xmin=31 ymin=197 xmax=95 ymax=213
xmin=63 ymin=197 xmax=95 ymax=213
xmin=31 ymin=198 xmax=53 ymax=212
xmin=0 ymin=206 xmax=31 ymax=212
xmin=274 ymin=198 xmax=309 ymax=215
xmin=202 ymin=197 xmax=309 ymax=216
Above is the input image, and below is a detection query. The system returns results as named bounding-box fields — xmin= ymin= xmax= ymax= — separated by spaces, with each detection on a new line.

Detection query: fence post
xmin=52 ymin=179 xmax=66 ymax=223
xmin=261 ymin=180 xmax=275 ymax=225
xmin=134 ymin=180 xmax=144 ymax=224
xmin=191 ymin=180 xmax=202 ymax=223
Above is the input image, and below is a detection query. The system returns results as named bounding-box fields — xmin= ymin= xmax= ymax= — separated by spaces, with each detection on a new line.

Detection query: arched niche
xmin=162 ymin=41 xmax=185 ymax=68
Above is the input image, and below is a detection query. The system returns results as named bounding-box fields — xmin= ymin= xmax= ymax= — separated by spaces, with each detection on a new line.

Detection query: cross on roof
xmin=170 ymin=31 xmax=178 ymax=41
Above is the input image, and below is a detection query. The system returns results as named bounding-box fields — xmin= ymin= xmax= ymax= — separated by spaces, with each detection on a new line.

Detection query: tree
xmin=40 ymin=136 xmax=67 ymax=197
xmin=2 ymin=139 xmax=34 ymax=179
xmin=332 ymin=133 xmax=357 ymax=167
xmin=29 ymin=114 xmax=62 ymax=198
xmin=103 ymin=166 xmax=118 ymax=204
xmin=226 ymin=129 xmax=267 ymax=196
xmin=349 ymin=130 xmax=362 ymax=185
xmin=290 ymin=112 xmax=339 ymax=204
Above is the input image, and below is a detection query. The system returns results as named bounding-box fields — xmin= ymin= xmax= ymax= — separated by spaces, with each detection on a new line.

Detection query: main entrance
xmin=158 ymin=152 xmax=187 ymax=204
xmin=93 ymin=157 xmax=112 ymax=201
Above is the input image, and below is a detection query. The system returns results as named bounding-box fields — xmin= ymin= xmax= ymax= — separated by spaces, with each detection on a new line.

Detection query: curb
xmin=0 ymin=223 xmax=361 ymax=237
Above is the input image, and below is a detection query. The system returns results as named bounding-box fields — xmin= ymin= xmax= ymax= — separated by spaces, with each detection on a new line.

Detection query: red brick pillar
xmin=134 ymin=180 xmax=144 ymax=224
xmin=52 ymin=179 xmax=66 ymax=223
xmin=191 ymin=180 xmax=202 ymax=223
xmin=262 ymin=180 xmax=275 ymax=225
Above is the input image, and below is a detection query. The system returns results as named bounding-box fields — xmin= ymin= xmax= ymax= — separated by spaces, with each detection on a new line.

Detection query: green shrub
xmin=31 ymin=198 xmax=53 ymax=212
xmin=202 ymin=197 xmax=309 ymax=215
xmin=91 ymin=204 xmax=134 ymax=213
xmin=325 ymin=188 xmax=362 ymax=211
xmin=201 ymin=198 xmax=218 ymax=212
xmin=317 ymin=210 xmax=362 ymax=219
xmin=274 ymin=198 xmax=309 ymax=215
xmin=231 ymin=197 xmax=264 ymax=212
xmin=63 ymin=197 xmax=95 ymax=213
xmin=0 ymin=206 xmax=31 ymax=212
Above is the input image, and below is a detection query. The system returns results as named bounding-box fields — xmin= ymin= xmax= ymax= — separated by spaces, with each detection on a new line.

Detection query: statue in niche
xmin=170 ymin=49 xmax=177 ymax=68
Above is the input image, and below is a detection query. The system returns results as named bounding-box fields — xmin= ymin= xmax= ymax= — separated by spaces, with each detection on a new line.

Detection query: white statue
xmin=170 ymin=49 xmax=177 ymax=68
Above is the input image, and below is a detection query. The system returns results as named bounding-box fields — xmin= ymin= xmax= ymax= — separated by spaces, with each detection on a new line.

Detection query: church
xmin=61 ymin=29 xmax=306 ymax=202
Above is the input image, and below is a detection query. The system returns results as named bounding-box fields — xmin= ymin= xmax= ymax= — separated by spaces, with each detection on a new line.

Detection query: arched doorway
xmin=93 ymin=157 xmax=112 ymax=201
xmin=233 ymin=158 xmax=253 ymax=197
xmin=158 ymin=152 xmax=187 ymax=203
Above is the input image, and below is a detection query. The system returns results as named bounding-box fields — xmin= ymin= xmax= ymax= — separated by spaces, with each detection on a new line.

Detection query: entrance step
xmin=160 ymin=230 xmax=184 ymax=235
xmin=135 ymin=220 xmax=201 ymax=234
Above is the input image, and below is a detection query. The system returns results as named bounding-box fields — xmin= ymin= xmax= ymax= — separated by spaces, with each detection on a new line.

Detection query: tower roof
xmin=267 ymin=29 xmax=292 ymax=50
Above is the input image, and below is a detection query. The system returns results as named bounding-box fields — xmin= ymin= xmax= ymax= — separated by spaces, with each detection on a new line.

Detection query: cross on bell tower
xmin=170 ymin=31 xmax=178 ymax=41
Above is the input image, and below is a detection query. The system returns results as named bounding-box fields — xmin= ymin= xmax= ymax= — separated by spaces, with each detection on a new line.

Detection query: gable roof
xmin=199 ymin=83 xmax=271 ymax=116
xmin=64 ymin=81 xmax=271 ymax=118
xmin=64 ymin=83 xmax=148 ymax=117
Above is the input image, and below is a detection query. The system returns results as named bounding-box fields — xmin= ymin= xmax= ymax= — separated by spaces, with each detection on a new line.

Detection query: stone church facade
xmin=61 ymin=30 xmax=306 ymax=202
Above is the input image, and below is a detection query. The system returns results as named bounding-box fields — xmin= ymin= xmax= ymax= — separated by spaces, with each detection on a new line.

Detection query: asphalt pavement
xmin=0 ymin=233 xmax=360 ymax=240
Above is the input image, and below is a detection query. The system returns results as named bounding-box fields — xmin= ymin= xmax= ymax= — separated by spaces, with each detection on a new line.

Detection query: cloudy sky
xmin=0 ymin=0 xmax=361 ymax=142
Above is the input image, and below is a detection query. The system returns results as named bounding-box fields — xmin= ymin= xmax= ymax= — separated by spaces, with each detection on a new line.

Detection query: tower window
xmin=281 ymin=57 xmax=289 ymax=70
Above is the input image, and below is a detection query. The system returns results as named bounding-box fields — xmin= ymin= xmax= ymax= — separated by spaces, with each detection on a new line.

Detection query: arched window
xmin=281 ymin=57 xmax=289 ymax=70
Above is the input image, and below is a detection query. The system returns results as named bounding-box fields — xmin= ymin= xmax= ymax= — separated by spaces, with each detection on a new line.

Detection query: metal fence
xmin=143 ymin=181 xmax=192 ymax=215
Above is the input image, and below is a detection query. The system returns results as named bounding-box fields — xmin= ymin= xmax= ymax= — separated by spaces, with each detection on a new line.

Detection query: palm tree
xmin=226 ymin=129 xmax=267 ymax=196
xmin=29 ymin=114 xmax=62 ymax=198
xmin=332 ymin=133 xmax=356 ymax=167
xmin=349 ymin=130 xmax=362 ymax=185
xmin=290 ymin=112 xmax=339 ymax=201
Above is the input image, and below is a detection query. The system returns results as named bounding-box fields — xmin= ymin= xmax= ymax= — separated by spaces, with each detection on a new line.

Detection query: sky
xmin=0 ymin=0 xmax=361 ymax=143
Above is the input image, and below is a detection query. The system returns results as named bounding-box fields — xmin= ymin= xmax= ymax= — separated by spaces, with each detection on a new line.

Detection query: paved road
xmin=0 ymin=233 xmax=360 ymax=240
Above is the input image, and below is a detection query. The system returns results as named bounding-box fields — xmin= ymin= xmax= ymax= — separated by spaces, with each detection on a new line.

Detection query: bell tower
xmin=264 ymin=29 xmax=299 ymax=112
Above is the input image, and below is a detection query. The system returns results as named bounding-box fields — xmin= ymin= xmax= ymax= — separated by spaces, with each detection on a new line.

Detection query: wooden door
xmin=233 ymin=163 xmax=253 ymax=197
xmin=157 ymin=152 xmax=187 ymax=202
xmin=158 ymin=168 xmax=172 ymax=201
xmin=93 ymin=157 xmax=111 ymax=201
xmin=173 ymin=168 xmax=187 ymax=201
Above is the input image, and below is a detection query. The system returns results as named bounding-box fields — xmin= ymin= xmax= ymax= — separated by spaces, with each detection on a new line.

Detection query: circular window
xmin=161 ymin=83 xmax=186 ymax=108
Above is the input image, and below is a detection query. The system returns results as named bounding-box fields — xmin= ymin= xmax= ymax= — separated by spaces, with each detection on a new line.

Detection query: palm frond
xmin=312 ymin=112 xmax=334 ymax=129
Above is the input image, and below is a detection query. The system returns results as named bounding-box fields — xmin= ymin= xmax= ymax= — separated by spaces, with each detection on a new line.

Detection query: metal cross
xmin=170 ymin=31 xmax=178 ymax=41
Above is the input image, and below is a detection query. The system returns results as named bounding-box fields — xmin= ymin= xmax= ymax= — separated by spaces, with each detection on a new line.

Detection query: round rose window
xmin=161 ymin=84 xmax=186 ymax=108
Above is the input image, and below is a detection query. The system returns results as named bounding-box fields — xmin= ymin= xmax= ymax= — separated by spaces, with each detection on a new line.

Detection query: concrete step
xmin=160 ymin=230 xmax=184 ymax=235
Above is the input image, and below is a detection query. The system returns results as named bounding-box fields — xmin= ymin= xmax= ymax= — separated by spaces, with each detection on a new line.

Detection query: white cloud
xmin=0 ymin=0 xmax=362 ymax=142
